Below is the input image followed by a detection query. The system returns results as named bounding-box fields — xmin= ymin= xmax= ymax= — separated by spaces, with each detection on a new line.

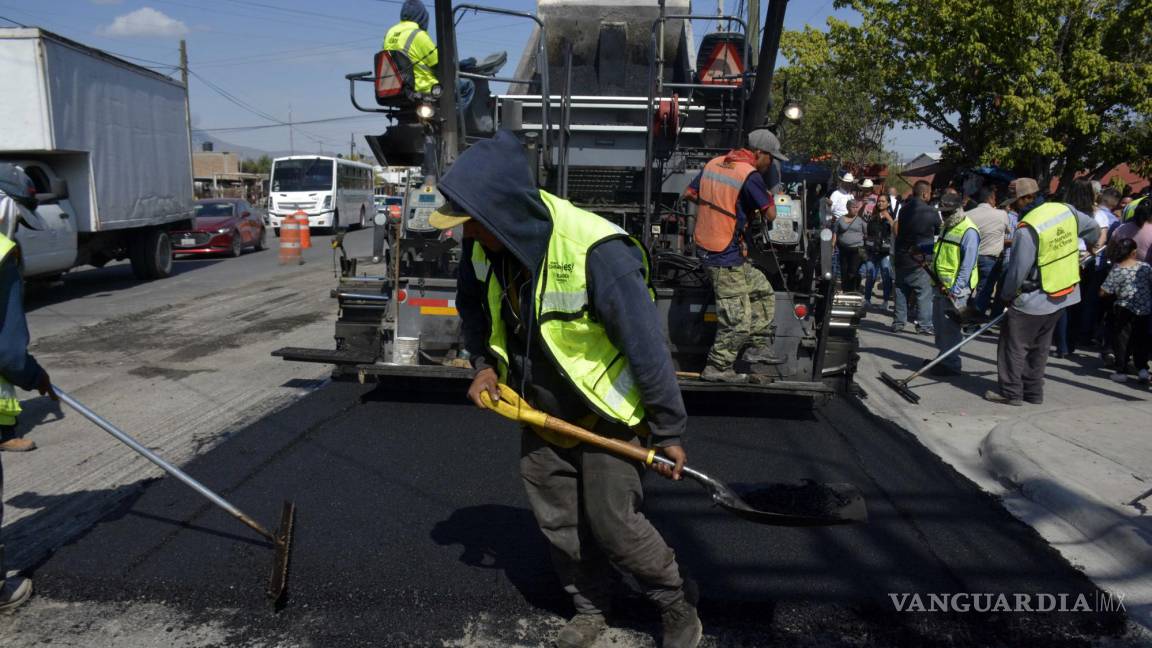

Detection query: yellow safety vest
xmin=0 ymin=234 xmax=21 ymax=426
xmin=382 ymin=21 xmax=439 ymax=93
xmin=933 ymin=216 xmax=979 ymax=291
xmin=1020 ymin=202 xmax=1081 ymax=297
xmin=1123 ymin=196 xmax=1146 ymax=222
xmin=471 ymin=191 xmax=653 ymax=446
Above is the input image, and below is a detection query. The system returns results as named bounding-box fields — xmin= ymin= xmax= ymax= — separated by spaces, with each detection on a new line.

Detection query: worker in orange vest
xmin=682 ymin=129 xmax=787 ymax=383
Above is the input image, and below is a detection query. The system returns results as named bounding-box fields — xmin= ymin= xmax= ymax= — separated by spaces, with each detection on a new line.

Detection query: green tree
xmin=831 ymin=0 xmax=1152 ymax=191
xmin=775 ymin=25 xmax=896 ymax=169
xmin=241 ymin=154 xmax=273 ymax=175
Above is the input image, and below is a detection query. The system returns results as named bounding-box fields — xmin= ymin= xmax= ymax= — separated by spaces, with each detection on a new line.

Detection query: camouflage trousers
xmin=706 ymin=262 xmax=775 ymax=370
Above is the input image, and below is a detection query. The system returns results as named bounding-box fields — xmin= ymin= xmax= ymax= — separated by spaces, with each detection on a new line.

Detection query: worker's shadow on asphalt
xmin=430 ymin=504 xmax=572 ymax=617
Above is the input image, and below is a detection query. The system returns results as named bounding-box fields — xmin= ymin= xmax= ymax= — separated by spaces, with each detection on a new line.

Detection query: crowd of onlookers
xmin=823 ymin=171 xmax=1152 ymax=396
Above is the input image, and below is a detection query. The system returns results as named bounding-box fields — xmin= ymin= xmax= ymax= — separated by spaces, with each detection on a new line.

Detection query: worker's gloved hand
xmin=467 ymin=367 xmax=500 ymax=409
xmin=36 ymin=369 xmax=58 ymax=402
xmin=653 ymin=444 xmax=686 ymax=481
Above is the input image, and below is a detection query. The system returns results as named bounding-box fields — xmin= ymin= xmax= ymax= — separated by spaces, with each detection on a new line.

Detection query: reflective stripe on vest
xmin=1020 ymin=203 xmax=1081 ymax=297
xmin=932 ymin=217 xmax=979 ymax=291
xmin=1124 ymin=196 xmax=1146 ymax=222
xmin=0 ymin=234 xmax=21 ymax=426
xmin=472 ymin=192 xmax=653 ymax=445
xmin=695 ymin=155 xmax=756 ymax=253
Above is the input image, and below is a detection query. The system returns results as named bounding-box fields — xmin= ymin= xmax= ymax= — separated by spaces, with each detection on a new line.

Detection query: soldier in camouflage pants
xmin=706 ymin=263 xmax=776 ymax=372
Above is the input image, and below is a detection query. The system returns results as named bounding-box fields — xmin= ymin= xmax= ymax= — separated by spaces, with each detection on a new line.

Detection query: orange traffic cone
xmin=295 ymin=210 xmax=312 ymax=249
xmin=279 ymin=214 xmax=303 ymax=265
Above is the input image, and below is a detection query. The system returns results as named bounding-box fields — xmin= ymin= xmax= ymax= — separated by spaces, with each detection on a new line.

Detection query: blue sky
xmin=0 ymin=0 xmax=939 ymax=159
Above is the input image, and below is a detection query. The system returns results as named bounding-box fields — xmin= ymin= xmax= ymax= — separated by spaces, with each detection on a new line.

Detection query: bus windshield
xmin=271 ymin=158 xmax=334 ymax=192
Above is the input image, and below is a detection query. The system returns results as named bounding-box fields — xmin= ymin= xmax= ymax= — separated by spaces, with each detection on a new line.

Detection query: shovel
xmin=54 ymin=388 xmax=296 ymax=609
xmin=479 ymin=384 xmax=866 ymax=527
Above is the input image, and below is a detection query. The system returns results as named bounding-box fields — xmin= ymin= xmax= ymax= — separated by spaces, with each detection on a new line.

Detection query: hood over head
xmin=438 ymin=130 xmax=552 ymax=272
xmin=401 ymin=0 xmax=429 ymax=31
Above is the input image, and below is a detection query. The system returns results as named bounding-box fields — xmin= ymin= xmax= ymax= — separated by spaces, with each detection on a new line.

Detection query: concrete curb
xmin=981 ymin=416 xmax=1152 ymax=584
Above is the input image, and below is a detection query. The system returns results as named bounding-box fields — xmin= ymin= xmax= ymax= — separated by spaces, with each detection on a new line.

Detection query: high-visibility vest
xmin=694 ymin=154 xmax=757 ymax=253
xmin=1123 ymin=196 xmax=1146 ymax=222
xmin=470 ymin=191 xmax=653 ymax=446
xmin=933 ymin=216 xmax=979 ymax=291
xmin=382 ymin=20 xmax=439 ymax=93
xmin=0 ymin=233 xmax=21 ymax=426
xmin=1019 ymin=203 xmax=1081 ymax=297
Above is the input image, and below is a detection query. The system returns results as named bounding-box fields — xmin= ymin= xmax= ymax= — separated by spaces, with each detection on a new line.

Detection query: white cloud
xmin=98 ymin=7 xmax=189 ymax=37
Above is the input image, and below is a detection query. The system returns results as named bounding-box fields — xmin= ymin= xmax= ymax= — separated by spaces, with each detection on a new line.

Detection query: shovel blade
xmin=722 ymin=481 xmax=868 ymax=526
xmin=268 ymin=500 xmax=296 ymax=609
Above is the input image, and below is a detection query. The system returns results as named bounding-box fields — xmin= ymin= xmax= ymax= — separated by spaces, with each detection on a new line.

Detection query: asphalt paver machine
xmin=274 ymin=0 xmax=865 ymax=405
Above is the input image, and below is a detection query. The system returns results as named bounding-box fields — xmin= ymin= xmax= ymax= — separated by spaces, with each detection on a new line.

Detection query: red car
xmin=173 ymin=198 xmax=267 ymax=257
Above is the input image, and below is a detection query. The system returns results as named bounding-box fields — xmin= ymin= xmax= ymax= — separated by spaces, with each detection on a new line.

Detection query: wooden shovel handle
xmin=480 ymin=385 xmax=657 ymax=466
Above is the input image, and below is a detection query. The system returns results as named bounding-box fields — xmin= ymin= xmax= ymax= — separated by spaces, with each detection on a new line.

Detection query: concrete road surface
xmin=0 ymin=228 xmax=1144 ymax=646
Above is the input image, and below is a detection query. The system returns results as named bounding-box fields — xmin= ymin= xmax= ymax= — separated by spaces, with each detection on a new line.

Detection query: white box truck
xmin=0 ymin=28 xmax=193 ymax=280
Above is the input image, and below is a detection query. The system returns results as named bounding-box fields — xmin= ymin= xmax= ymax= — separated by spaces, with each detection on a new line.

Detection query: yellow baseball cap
xmin=428 ymin=202 xmax=471 ymax=230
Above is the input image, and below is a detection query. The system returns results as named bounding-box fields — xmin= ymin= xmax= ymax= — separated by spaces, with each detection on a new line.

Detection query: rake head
xmin=879 ymin=371 xmax=920 ymax=404
xmin=267 ymin=500 xmax=296 ymax=610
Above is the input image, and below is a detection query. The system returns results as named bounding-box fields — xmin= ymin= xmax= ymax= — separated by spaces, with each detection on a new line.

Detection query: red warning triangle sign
xmin=374 ymin=51 xmax=404 ymax=99
xmin=700 ymin=42 xmax=744 ymax=86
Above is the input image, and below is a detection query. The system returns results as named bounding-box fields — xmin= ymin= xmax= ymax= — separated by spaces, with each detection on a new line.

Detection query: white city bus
xmin=267 ymin=155 xmax=374 ymax=231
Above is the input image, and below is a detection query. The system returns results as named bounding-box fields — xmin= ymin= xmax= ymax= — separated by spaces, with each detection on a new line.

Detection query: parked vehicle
xmin=267 ymin=156 xmax=374 ymax=232
xmin=172 ymin=199 xmax=267 ymax=257
xmin=0 ymin=28 xmax=194 ymax=280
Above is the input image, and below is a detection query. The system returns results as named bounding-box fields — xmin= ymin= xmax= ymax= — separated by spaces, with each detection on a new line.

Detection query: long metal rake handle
xmin=901 ymin=310 xmax=1007 ymax=385
xmin=54 ymin=387 xmax=278 ymax=544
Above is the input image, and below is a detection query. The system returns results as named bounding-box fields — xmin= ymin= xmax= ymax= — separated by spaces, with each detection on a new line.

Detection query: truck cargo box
xmin=0 ymin=28 xmax=193 ymax=232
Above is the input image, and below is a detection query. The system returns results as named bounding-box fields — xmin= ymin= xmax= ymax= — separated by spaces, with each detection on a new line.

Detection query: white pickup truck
xmin=0 ymin=28 xmax=194 ymax=280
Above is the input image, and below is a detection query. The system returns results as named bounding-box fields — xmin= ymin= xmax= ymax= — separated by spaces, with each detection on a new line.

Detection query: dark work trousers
xmin=972 ymin=254 xmax=1000 ymax=313
xmin=838 ymin=245 xmax=863 ymax=292
xmin=996 ymin=307 xmax=1063 ymax=401
xmin=520 ymin=423 xmax=684 ymax=616
xmin=1110 ymin=306 xmax=1150 ymax=374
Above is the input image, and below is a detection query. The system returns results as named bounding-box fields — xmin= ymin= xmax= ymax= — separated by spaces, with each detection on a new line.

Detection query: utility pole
xmin=350 ymin=132 xmax=355 ymax=160
xmin=179 ymin=40 xmax=194 ymax=198
xmin=748 ymin=0 xmax=760 ymax=62
xmin=289 ymin=104 xmax=294 ymax=155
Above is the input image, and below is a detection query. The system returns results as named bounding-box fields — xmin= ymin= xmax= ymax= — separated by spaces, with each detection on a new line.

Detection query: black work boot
xmin=0 ymin=546 xmax=32 ymax=614
xmin=555 ymin=612 xmax=606 ymax=648
xmin=742 ymin=346 xmax=783 ymax=365
xmin=700 ymin=366 xmax=748 ymax=383
xmin=661 ymin=598 xmax=702 ymax=648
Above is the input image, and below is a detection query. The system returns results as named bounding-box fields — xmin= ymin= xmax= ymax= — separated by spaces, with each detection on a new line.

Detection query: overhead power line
xmin=201 ymin=114 xmax=382 ymax=133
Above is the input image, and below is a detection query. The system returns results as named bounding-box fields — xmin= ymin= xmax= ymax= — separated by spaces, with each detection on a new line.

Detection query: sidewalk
xmin=853 ymin=303 xmax=1152 ymax=630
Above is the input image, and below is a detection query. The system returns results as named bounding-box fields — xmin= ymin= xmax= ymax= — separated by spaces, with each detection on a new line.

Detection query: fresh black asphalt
xmin=28 ymin=378 xmax=1131 ymax=646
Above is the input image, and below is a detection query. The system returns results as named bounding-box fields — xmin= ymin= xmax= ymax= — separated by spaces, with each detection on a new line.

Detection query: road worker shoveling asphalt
xmin=433 ymin=131 xmax=864 ymax=648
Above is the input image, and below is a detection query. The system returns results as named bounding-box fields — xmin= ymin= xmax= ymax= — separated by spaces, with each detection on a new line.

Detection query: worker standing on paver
xmin=382 ymin=0 xmax=474 ymax=110
xmin=927 ymin=191 xmax=979 ymax=376
xmin=436 ymin=131 xmax=701 ymax=648
xmin=681 ymin=128 xmax=787 ymax=383
xmin=0 ymin=165 xmax=57 ymax=611
xmin=985 ymin=178 xmax=1100 ymax=406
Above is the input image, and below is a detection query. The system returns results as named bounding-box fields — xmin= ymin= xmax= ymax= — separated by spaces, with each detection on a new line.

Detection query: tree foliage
xmin=830 ymin=0 xmax=1152 ymax=191
xmin=240 ymin=154 xmax=273 ymax=175
xmin=775 ymin=25 xmax=896 ymax=168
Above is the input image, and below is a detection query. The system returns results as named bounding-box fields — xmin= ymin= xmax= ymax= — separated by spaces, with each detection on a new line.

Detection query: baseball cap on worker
xmin=747 ymin=128 xmax=788 ymax=162
xmin=999 ymin=177 xmax=1040 ymax=207
xmin=429 ymin=200 xmax=471 ymax=230
xmin=938 ymin=191 xmax=964 ymax=212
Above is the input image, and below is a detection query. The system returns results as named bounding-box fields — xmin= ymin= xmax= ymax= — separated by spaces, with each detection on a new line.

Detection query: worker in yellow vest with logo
xmin=434 ymin=132 xmax=701 ymax=648
xmin=927 ymin=192 xmax=979 ymax=376
xmin=681 ymin=129 xmax=787 ymax=384
xmin=985 ymin=178 xmax=1100 ymax=406
xmin=382 ymin=0 xmax=474 ymax=109
xmin=0 ymin=164 xmax=57 ymax=612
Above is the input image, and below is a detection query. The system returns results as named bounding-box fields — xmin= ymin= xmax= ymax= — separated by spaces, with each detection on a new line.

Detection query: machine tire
xmin=129 ymin=229 xmax=174 ymax=280
xmin=229 ymin=231 xmax=244 ymax=257
xmin=254 ymin=227 xmax=268 ymax=251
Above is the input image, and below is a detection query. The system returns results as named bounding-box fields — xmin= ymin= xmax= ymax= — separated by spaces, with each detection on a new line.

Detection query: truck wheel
xmin=129 ymin=230 xmax=174 ymax=280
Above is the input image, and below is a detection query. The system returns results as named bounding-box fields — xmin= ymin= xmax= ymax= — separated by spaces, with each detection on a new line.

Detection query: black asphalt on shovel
xmin=480 ymin=385 xmax=867 ymax=526
xmin=879 ymin=310 xmax=1007 ymax=404
xmin=54 ymin=388 xmax=296 ymax=609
